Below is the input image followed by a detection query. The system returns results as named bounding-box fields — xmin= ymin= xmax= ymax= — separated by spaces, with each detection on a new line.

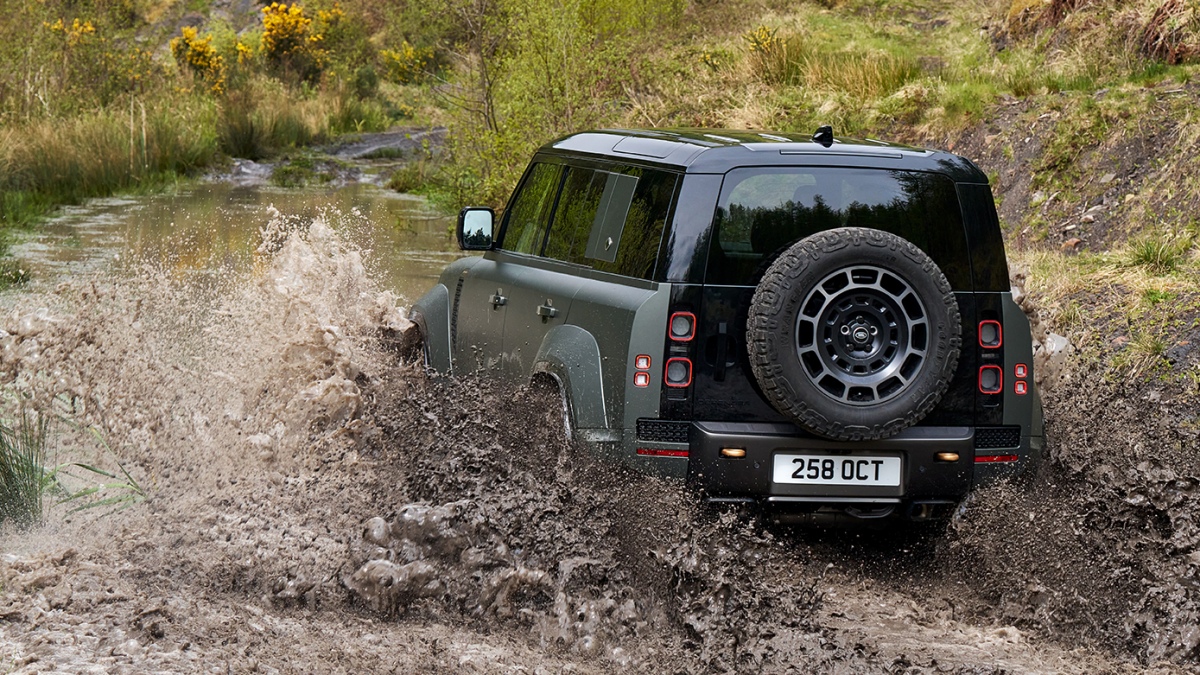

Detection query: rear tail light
xmin=1014 ymin=380 xmax=1028 ymax=395
xmin=634 ymin=372 xmax=650 ymax=387
xmin=979 ymin=320 xmax=1002 ymax=348
xmin=1014 ymin=363 xmax=1028 ymax=378
xmin=635 ymin=354 xmax=652 ymax=370
xmin=665 ymin=358 xmax=693 ymax=387
xmin=979 ymin=365 xmax=1002 ymax=394
xmin=668 ymin=312 xmax=696 ymax=342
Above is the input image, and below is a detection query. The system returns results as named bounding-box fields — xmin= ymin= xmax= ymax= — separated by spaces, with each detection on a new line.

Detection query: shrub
xmin=381 ymin=41 xmax=432 ymax=84
xmin=1125 ymin=231 xmax=1194 ymax=274
xmin=261 ymin=2 xmax=326 ymax=83
xmin=170 ymin=26 xmax=227 ymax=94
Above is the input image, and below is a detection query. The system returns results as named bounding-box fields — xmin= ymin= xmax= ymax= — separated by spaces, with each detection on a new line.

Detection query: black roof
xmin=543 ymin=128 xmax=988 ymax=183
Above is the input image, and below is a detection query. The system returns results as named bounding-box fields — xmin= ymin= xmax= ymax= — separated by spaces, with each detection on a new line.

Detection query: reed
xmin=0 ymin=412 xmax=51 ymax=528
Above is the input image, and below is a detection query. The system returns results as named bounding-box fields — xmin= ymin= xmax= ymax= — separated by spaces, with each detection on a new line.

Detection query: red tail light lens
xmin=668 ymin=312 xmax=696 ymax=342
xmin=665 ymin=357 xmax=693 ymax=387
xmin=979 ymin=320 xmax=1002 ymax=348
xmin=979 ymin=365 xmax=1003 ymax=394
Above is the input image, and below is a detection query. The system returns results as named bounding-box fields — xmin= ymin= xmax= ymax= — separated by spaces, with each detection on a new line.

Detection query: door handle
xmin=536 ymin=303 xmax=558 ymax=319
xmin=490 ymin=292 xmax=507 ymax=308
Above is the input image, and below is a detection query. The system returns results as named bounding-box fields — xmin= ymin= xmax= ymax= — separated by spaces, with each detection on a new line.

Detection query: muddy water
xmin=0 ymin=180 xmax=1193 ymax=673
xmin=10 ymin=181 xmax=458 ymax=303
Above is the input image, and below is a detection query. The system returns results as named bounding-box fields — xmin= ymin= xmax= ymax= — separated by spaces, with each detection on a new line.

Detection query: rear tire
xmin=747 ymin=227 xmax=961 ymax=441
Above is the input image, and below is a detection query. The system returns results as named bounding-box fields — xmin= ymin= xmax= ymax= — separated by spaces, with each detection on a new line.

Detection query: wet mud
xmin=0 ymin=211 xmax=1195 ymax=673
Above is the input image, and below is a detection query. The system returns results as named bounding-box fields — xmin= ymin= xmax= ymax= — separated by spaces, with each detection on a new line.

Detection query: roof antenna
xmin=812 ymin=125 xmax=834 ymax=148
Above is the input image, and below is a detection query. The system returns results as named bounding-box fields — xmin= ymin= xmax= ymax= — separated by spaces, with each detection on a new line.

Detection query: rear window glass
xmin=707 ymin=167 xmax=971 ymax=288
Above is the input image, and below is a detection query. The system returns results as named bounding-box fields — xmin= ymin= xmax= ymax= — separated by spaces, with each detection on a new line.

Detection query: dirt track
xmin=0 ymin=216 xmax=1197 ymax=673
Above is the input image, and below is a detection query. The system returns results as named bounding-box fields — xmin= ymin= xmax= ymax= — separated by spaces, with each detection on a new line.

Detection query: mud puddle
xmin=0 ymin=204 xmax=1194 ymax=673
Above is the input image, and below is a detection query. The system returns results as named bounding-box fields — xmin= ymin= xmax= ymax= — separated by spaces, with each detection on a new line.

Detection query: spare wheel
xmin=747 ymin=227 xmax=962 ymax=441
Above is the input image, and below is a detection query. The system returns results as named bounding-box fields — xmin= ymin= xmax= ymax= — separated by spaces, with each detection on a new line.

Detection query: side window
xmin=500 ymin=162 xmax=563 ymax=255
xmin=541 ymin=164 xmax=678 ymax=279
xmin=707 ymin=168 xmax=968 ymax=287
xmin=543 ymin=167 xmax=607 ymax=264
xmin=592 ymin=169 xmax=676 ymax=279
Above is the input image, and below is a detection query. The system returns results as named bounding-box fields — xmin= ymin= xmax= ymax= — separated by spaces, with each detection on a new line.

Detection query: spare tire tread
xmin=747 ymin=227 xmax=962 ymax=442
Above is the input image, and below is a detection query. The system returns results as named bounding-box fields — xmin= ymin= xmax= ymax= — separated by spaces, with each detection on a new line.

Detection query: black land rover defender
xmin=412 ymin=128 xmax=1043 ymax=521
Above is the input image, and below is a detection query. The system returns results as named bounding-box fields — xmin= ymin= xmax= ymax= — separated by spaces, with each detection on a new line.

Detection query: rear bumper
xmin=687 ymin=421 xmax=1040 ymax=504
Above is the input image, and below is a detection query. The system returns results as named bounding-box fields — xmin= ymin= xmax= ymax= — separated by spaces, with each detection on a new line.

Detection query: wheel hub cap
xmin=794 ymin=265 xmax=932 ymax=406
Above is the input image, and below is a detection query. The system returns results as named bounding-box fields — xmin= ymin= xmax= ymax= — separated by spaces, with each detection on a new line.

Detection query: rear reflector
xmin=975 ymin=454 xmax=1019 ymax=463
xmin=979 ymin=365 xmax=1003 ymax=394
xmin=637 ymin=448 xmax=689 ymax=458
xmin=979 ymin=320 xmax=1003 ymax=348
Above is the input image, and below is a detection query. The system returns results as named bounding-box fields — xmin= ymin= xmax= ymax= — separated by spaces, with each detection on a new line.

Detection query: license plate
xmin=772 ymin=454 xmax=902 ymax=486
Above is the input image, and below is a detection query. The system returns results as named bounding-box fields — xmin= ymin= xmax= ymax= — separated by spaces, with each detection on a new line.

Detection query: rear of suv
xmin=412 ymin=128 xmax=1043 ymax=521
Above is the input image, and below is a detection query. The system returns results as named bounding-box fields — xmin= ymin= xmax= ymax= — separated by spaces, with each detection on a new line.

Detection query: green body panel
xmin=501 ymin=261 xmax=586 ymax=377
xmin=412 ymin=256 xmax=482 ymax=373
xmin=532 ymin=325 xmax=609 ymax=431
xmin=417 ymin=250 xmax=679 ymax=476
xmin=1000 ymin=292 xmax=1042 ymax=437
xmin=453 ymin=254 xmax=525 ymax=373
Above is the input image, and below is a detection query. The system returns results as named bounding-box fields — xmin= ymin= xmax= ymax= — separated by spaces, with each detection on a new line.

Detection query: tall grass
xmin=1125 ymin=230 xmax=1196 ymax=274
xmin=0 ymin=412 xmax=51 ymax=528
xmin=751 ymin=35 xmax=921 ymax=100
xmin=0 ymin=95 xmax=221 ymax=226
xmin=219 ymin=76 xmax=392 ymax=159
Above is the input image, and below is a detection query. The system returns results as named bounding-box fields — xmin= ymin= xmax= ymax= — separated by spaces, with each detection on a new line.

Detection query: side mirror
xmin=457 ymin=207 xmax=495 ymax=251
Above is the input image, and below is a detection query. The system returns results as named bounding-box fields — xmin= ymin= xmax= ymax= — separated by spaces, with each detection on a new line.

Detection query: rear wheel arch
xmin=532 ymin=325 xmax=609 ymax=431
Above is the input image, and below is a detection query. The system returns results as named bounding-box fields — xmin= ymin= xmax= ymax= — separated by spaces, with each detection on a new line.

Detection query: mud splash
xmin=0 ymin=209 xmax=841 ymax=673
xmin=943 ymin=367 xmax=1200 ymax=665
xmin=345 ymin=374 xmax=835 ymax=671
xmin=0 ymin=203 xmax=1193 ymax=673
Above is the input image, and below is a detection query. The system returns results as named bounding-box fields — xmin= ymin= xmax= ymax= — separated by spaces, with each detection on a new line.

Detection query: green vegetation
xmin=0 ymin=412 xmax=50 ymax=528
xmin=0 ymin=0 xmax=424 ymax=243
xmin=2 ymin=0 xmax=1198 ymax=218
xmin=56 ymin=427 xmax=146 ymax=515
xmin=0 ymin=412 xmax=147 ymax=527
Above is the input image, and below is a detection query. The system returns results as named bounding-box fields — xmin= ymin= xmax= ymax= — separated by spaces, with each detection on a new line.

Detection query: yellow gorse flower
xmin=45 ymin=17 xmax=97 ymax=46
xmin=170 ymin=26 xmax=226 ymax=94
xmin=743 ymin=25 xmax=780 ymax=54
xmin=381 ymin=41 xmax=431 ymax=84
xmin=262 ymin=2 xmax=313 ymax=57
